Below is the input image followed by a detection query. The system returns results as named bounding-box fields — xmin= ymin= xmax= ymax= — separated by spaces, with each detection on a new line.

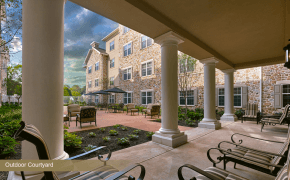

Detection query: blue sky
xmin=9 ymin=1 xmax=118 ymax=88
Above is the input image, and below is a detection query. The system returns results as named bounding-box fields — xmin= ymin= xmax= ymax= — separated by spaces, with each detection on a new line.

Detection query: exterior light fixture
xmin=284 ymin=39 xmax=290 ymax=69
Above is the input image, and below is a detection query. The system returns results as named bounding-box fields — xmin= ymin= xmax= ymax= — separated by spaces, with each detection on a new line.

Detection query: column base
xmin=198 ymin=120 xmax=221 ymax=130
xmin=8 ymin=171 xmax=80 ymax=180
xmin=220 ymin=114 xmax=237 ymax=121
xmin=152 ymin=131 xmax=187 ymax=148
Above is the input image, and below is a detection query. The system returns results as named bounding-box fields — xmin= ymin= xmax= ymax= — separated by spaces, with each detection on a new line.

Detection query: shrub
xmin=156 ymin=119 xmax=161 ymax=122
xmin=83 ymin=144 xmax=97 ymax=152
xmin=0 ymin=136 xmax=19 ymax=155
xmin=64 ymin=131 xmax=83 ymax=148
xmin=217 ymin=111 xmax=224 ymax=116
xmin=88 ymin=132 xmax=96 ymax=137
xmin=99 ymin=128 xmax=106 ymax=132
xmin=195 ymin=108 xmax=204 ymax=114
xmin=113 ymin=124 xmax=121 ymax=129
xmin=235 ymin=109 xmax=244 ymax=119
xmin=128 ymin=134 xmax=139 ymax=140
xmin=178 ymin=114 xmax=185 ymax=120
xmin=109 ymin=130 xmax=118 ymax=136
xmin=0 ymin=109 xmax=22 ymax=123
xmin=133 ymin=129 xmax=141 ymax=134
xmin=117 ymin=137 xmax=129 ymax=145
xmin=146 ymin=131 xmax=155 ymax=138
xmin=185 ymin=118 xmax=196 ymax=126
xmin=103 ymin=136 xmax=111 ymax=142
xmin=123 ymin=107 xmax=127 ymax=112
xmin=121 ymin=127 xmax=128 ymax=131
xmin=0 ymin=120 xmax=21 ymax=136
xmin=187 ymin=112 xmax=203 ymax=120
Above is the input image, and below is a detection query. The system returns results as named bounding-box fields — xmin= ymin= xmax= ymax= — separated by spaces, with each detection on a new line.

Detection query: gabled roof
xmin=83 ymin=47 xmax=109 ymax=68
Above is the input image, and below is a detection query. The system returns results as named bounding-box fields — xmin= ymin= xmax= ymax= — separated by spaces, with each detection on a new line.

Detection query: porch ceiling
xmin=70 ymin=0 xmax=290 ymax=70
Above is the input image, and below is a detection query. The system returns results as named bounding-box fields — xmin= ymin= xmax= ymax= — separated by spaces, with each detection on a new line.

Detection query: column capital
xmin=221 ymin=68 xmax=236 ymax=73
xmin=154 ymin=31 xmax=185 ymax=46
xmin=199 ymin=57 xmax=219 ymax=65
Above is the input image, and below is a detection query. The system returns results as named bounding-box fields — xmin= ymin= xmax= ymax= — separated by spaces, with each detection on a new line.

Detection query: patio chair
xmin=141 ymin=105 xmax=150 ymax=115
xmin=126 ymin=103 xmax=136 ymax=114
xmin=177 ymin=148 xmax=290 ymax=180
xmin=260 ymin=104 xmax=290 ymax=132
xmin=118 ymin=103 xmax=125 ymax=113
xmin=12 ymin=121 xmax=146 ymax=180
xmin=107 ymin=103 xmax=116 ymax=113
xmin=76 ymin=106 xmax=97 ymax=128
xmin=214 ymin=126 xmax=290 ymax=176
xmin=241 ymin=103 xmax=259 ymax=124
xmin=145 ymin=104 xmax=160 ymax=119
xmin=68 ymin=104 xmax=81 ymax=121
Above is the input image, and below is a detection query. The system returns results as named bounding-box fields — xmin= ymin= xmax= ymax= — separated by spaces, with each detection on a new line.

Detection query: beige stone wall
xmin=106 ymin=32 xmax=120 ymax=87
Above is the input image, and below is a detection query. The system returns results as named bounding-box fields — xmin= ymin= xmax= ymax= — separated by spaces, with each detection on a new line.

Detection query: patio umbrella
xmin=83 ymin=92 xmax=95 ymax=104
xmin=104 ymin=87 xmax=127 ymax=93
xmin=93 ymin=90 xmax=111 ymax=95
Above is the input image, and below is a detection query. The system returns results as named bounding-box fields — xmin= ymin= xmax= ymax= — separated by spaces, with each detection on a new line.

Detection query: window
xmin=123 ymin=67 xmax=132 ymax=80
xmin=95 ymin=95 xmax=99 ymax=103
xmin=109 ymin=94 xmax=115 ymax=103
xmin=110 ymin=59 xmax=115 ymax=68
xmin=141 ymin=36 xmax=153 ymax=49
xmin=179 ymin=90 xmax=194 ymax=106
xmin=179 ymin=59 xmax=195 ymax=73
xmin=141 ymin=91 xmax=153 ymax=105
xmin=95 ymin=62 xmax=99 ymax=71
xmin=124 ymin=92 xmax=132 ymax=104
xmin=218 ymin=87 xmax=242 ymax=107
xmin=110 ymin=41 xmax=114 ymax=51
xmin=141 ymin=61 xmax=153 ymax=76
xmin=88 ymin=81 xmax=92 ymax=88
xmin=88 ymin=66 xmax=92 ymax=74
xmin=95 ymin=79 xmax=99 ymax=87
xmin=124 ymin=26 xmax=130 ymax=33
xmin=123 ymin=42 xmax=132 ymax=57
xmin=283 ymin=85 xmax=290 ymax=107
xmin=110 ymin=77 xmax=114 ymax=86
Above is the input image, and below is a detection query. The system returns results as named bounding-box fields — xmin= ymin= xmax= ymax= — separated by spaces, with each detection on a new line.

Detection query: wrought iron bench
xmin=12 ymin=121 xmax=146 ymax=180
xmin=214 ymin=128 xmax=290 ymax=176
xmin=260 ymin=104 xmax=290 ymax=132
xmin=241 ymin=103 xmax=259 ymax=124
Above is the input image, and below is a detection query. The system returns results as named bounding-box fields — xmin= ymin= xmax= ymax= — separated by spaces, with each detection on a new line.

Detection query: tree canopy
xmin=2 ymin=64 xmax=22 ymax=96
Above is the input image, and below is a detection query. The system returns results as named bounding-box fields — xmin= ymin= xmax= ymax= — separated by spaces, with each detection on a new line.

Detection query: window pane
xmin=283 ymin=85 xmax=290 ymax=93
xmin=147 ymin=38 xmax=152 ymax=47
xmin=128 ymin=93 xmax=131 ymax=98
xmin=187 ymin=90 xmax=194 ymax=97
xmin=147 ymin=92 xmax=152 ymax=97
xmin=124 ymin=73 xmax=127 ymax=80
xmin=187 ymin=97 xmax=194 ymax=105
xmin=128 ymin=97 xmax=131 ymax=103
xmin=234 ymin=95 xmax=241 ymax=106
xmin=124 ymin=97 xmax=127 ymax=104
xmin=219 ymin=96 xmax=224 ymax=106
xmin=142 ymin=97 xmax=146 ymax=104
xmin=219 ymin=89 xmax=224 ymax=95
xmin=128 ymin=68 xmax=131 ymax=79
xmin=147 ymin=97 xmax=152 ymax=104
xmin=142 ymin=41 xmax=146 ymax=49
xmin=283 ymin=94 xmax=290 ymax=107
xmin=128 ymin=48 xmax=131 ymax=55
xmin=180 ymin=97 xmax=185 ymax=105
xmin=142 ymin=92 xmax=146 ymax=96
xmin=147 ymin=67 xmax=152 ymax=76
xmin=124 ymin=50 xmax=127 ymax=56
xmin=234 ymin=87 xmax=241 ymax=95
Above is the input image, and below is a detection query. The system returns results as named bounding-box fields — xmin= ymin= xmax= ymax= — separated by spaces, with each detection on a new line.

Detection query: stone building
xmin=84 ymin=24 xmax=290 ymax=115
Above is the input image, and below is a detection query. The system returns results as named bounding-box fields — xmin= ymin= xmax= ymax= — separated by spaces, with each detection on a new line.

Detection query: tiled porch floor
xmin=83 ymin=121 xmax=287 ymax=180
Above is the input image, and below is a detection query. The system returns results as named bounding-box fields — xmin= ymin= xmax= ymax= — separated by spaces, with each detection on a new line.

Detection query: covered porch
xmin=15 ymin=0 xmax=290 ymax=179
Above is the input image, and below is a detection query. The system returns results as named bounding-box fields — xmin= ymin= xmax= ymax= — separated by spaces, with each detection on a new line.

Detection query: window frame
xmin=123 ymin=26 xmax=130 ymax=34
xmin=123 ymin=91 xmax=133 ymax=105
xmin=109 ymin=94 xmax=115 ymax=104
xmin=95 ymin=62 xmax=99 ymax=71
xmin=217 ymin=87 xmax=243 ymax=108
xmin=95 ymin=95 xmax=99 ymax=104
xmin=110 ymin=77 xmax=114 ymax=86
xmin=88 ymin=81 xmax=92 ymax=88
xmin=282 ymin=84 xmax=290 ymax=107
xmin=110 ymin=59 xmax=115 ymax=68
xmin=110 ymin=41 xmax=115 ymax=51
xmin=95 ymin=79 xmax=99 ymax=87
xmin=88 ymin=66 xmax=92 ymax=74
xmin=179 ymin=90 xmax=195 ymax=106
xmin=141 ymin=59 xmax=153 ymax=77
xmin=123 ymin=67 xmax=132 ymax=81
xmin=123 ymin=42 xmax=132 ymax=57
xmin=141 ymin=35 xmax=153 ymax=49
xmin=141 ymin=89 xmax=154 ymax=105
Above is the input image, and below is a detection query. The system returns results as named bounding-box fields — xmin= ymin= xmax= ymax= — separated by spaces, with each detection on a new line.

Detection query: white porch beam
xmin=198 ymin=57 xmax=221 ymax=129
xmin=220 ymin=69 xmax=237 ymax=121
xmin=152 ymin=31 xmax=188 ymax=148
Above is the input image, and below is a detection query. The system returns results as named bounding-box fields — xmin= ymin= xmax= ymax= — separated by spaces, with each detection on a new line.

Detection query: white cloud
xmin=10 ymin=36 xmax=22 ymax=53
xmin=76 ymin=8 xmax=89 ymax=20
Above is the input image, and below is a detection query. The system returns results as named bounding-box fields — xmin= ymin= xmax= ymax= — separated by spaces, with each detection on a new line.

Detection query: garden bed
xmin=0 ymin=125 xmax=152 ymax=180
xmin=150 ymin=119 xmax=198 ymax=127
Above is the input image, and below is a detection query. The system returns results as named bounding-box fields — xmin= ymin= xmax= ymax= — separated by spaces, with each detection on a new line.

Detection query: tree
xmin=80 ymin=85 xmax=86 ymax=95
xmin=64 ymin=86 xmax=71 ymax=96
xmin=71 ymin=90 xmax=81 ymax=96
xmin=178 ymin=52 xmax=199 ymax=117
xmin=70 ymin=85 xmax=81 ymax=94
xmin=2 ymin=64 xmax=21 ymax=94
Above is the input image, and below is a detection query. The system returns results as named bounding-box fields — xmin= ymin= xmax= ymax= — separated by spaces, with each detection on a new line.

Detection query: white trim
xmin=140 ymin=35 xmax=153 ymax=49
xmin=110 ymin=76 xmax=114 ymax=86
xmin=123 ymin=91 xmax=133 ymax=105
xmin=121 ymin=66 xmax=133 ymax=70
xmin=84 ymin=49 xmax=92 ymax=65
xmin=123 ymin=26 xmax=130 ymax=34
xmin=102 ymin=27 xmax=119 ymax=42
xmin=140 ymin=89 xmax=154 ymax=105
xmin=217 ymin=87 xmax=243 ymax=108
xmin=123 ymin=41 xmax=133 ymax=57
xmin=141 ymin=59 xmax=154 ymax=77
xmin=110 ymin=58 xmax=115 ymax=68
xmin=92 ymin=47 xmax=108 ymax=56
xmin=141 ymin=89 xmax=154 ymax=92
xmin=88 ymin=66 xmax=92 ymax=74
xmin=123 ymin=66 xmax=132 ymax=81
xmin=110 ymin=40 xmax=115 ymax=51
xmin=95 ymin=78 xmax=99 ymax=87
xmin=95 ymin=61 xmax=99 ymax=71
xmin=178 ymin=90 xmax=195 ymax=106
xmin=276 ymin=80 xmax=290 ymax=85
xmin=216 ymin=84 xmax=247 ymax=88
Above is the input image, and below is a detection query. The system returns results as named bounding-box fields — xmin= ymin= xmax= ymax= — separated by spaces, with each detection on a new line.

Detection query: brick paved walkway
xmin=63 ymin=107 xmax=192 ymax=133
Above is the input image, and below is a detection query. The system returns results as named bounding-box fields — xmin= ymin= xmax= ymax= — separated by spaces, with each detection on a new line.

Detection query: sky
xmin=8 ymin=1 xmax=119 ymax=88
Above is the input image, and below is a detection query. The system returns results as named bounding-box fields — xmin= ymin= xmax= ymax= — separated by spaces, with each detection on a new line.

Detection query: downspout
xmin=260 ymin=66 xmax=263 ymax=113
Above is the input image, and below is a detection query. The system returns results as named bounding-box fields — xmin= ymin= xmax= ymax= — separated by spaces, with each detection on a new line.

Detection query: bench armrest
xmin=65 ymin=146 xmax=111 ymax=162
xmin=231 ymin=133 xmax=284 ymax=144
xmin=178 ymin=164 xmax=220 ymax=180
xmin=106 ymin=163 xmax=146 ymax=180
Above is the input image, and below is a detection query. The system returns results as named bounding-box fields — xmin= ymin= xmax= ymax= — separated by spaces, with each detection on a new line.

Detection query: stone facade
xmin=84 ymin=24 xmax=290 ymax=115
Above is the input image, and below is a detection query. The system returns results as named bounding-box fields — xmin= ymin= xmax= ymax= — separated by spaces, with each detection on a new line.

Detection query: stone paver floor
xmin=63 ymin=107 xmax=192 ymax=133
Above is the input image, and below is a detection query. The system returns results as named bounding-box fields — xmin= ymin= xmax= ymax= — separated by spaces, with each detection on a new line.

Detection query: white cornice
xmin=154 ymin=31 xmax=185 ymax=45
xmin=102 ymin=27 xmax=119 ymax=42
xmin=199 ymin=57 xmax=219 ymax=64
xmin=221 ymin=68 xmax=236 ymax=73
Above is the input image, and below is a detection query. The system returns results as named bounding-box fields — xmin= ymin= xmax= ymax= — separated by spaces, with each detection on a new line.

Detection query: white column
xmin=10 ymin=0 xmax=68 ymax=178
xmin=220 ymin=69 xmax=237 ymax=121
xmin=152 ymin=31 xmax=187 ymax=148
xmin=199 ymin=58 xmax=221 ymax=129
